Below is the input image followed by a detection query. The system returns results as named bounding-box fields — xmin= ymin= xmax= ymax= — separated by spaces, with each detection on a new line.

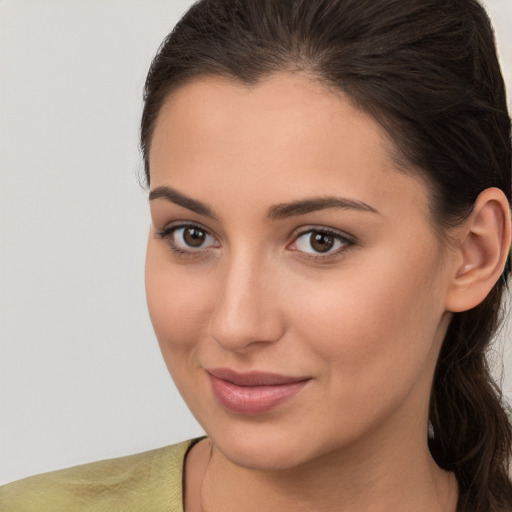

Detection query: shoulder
xmin=0 ymin=438 xmax=202 ymax=512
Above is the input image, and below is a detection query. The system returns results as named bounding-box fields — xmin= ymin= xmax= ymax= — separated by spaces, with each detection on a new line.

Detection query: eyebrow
xmin=268 ymin=197 xmax=379 ymax=220
xmin=149 ymin=186 xmax=379 ymax=220
xmin=149 ymin=186 xmax=218 ymax=219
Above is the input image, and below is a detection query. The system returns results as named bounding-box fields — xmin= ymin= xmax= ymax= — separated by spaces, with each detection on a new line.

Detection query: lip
xmin=207 ymin=368 xmax=311 ymax=415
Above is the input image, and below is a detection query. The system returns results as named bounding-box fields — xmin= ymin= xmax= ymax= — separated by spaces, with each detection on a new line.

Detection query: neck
xmin=189 ymin=421 xmax=458 ymax=512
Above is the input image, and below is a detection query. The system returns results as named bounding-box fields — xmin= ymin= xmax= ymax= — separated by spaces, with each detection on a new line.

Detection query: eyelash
xmin=156 ymin=223 xmax=355 ymax=261
xmin=156 ymin=223 xmax=219 ymax=258
xmin=290 ymin=227 xmax=355 ymax=262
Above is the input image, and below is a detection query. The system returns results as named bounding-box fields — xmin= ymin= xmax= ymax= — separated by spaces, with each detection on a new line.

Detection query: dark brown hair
xmin=141 ymin=1 xmax=512 ymax=510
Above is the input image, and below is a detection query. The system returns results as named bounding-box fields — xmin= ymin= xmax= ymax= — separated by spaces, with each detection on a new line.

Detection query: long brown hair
xmin=140 ymin=1 xmax=512 ymax=510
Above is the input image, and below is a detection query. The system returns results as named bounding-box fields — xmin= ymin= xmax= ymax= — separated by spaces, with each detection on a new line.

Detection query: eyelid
xmin=156 ymin=221 xmax=221 ymax=255
xmin=290 ymin=225 xmax=355 ymax=243
xmin=157 ymin=220 xmax=217 ymax=238
xmin=287 ymin=225 xmax=356 ymax=260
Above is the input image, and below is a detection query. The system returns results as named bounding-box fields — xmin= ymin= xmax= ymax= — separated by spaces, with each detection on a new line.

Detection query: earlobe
xmin=445 ymin=188 xmax=511 ymax=313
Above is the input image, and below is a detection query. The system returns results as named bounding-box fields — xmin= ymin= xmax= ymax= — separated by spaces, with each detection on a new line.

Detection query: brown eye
xmin=291 ymin=228 xmax=351 ymax=257
xmin=310 ymin=232 xmax=335 ymax=253
xmin=161 ymin=224 xmax=220 ymax=253
xmin=183 ymin=227 xmax=207 ymax=247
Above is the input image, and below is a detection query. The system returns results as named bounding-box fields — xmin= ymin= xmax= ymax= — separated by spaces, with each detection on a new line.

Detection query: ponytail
xmin=430 ymin=282 xmax=512 ymax=511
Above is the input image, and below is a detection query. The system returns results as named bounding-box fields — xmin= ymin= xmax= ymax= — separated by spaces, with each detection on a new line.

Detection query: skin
xmin=145 ymin=73 xmax=471 ymax=511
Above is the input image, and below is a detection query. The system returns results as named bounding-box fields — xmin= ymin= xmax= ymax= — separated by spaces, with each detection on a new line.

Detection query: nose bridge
xmin=209 ymin=246 xmax=283 ymax=352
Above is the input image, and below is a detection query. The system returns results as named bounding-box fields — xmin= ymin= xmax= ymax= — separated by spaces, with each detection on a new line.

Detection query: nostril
xmin=209 ymin=300 xmax=285 ymax=352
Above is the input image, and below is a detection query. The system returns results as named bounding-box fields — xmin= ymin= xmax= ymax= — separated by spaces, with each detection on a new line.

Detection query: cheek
xmin=145 ymin=240 xmax=213 ymax=360
xmin=288 ymin=248 xmax=445 ymax=400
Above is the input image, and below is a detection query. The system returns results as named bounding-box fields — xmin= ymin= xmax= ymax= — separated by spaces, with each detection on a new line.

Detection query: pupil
xmin=184 ymin=228 xmax=206 ymax=247
xmin=311 ymin=232 xmax=334 ymax=253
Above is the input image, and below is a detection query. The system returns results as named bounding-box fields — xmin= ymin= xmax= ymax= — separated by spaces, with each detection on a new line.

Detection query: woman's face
xmin=145 ymin=73 xmax=454 ymax=470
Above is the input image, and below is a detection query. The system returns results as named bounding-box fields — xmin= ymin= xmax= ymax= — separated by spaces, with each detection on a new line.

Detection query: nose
xmin=208 ymin=252 xmax=285 ymax=353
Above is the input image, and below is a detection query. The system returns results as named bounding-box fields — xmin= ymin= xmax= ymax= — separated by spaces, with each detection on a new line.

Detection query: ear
xmin=445 ymin=187 xmax=511 ymax=313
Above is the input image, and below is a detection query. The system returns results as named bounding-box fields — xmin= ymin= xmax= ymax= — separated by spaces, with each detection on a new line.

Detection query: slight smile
xmin=207 ymin=368 xmax=311 ymax=415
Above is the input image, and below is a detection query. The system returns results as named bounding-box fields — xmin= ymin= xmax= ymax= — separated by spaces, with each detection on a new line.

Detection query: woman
xmin=1 ymin=0 xmax=511 ymax=511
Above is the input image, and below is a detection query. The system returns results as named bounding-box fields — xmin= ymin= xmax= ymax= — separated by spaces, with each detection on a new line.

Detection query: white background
xmin=1 ymin=0 xmax=511 ymax=485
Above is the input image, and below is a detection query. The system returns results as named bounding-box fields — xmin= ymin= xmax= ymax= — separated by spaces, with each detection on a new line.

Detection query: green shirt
xmin=0 ymin=438 xmax=199 ymax=511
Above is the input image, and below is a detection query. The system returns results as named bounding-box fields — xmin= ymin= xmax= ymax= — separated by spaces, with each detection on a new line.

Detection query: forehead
xmin=150 ymin=73 xmax=392 ymax=165
xmin=148 ymin=73 xmax=430 ymax=221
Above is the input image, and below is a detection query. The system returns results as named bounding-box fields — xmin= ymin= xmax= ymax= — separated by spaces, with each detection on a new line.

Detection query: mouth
xmin=206 ymin=368 xmax=311 ymax=415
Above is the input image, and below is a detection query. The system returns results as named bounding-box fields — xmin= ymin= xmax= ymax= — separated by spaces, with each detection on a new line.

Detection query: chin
xmin=204 ymin=419 xmax=337 ymax=472
xmin=214 ymin=436 xmax=309 ymax=471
